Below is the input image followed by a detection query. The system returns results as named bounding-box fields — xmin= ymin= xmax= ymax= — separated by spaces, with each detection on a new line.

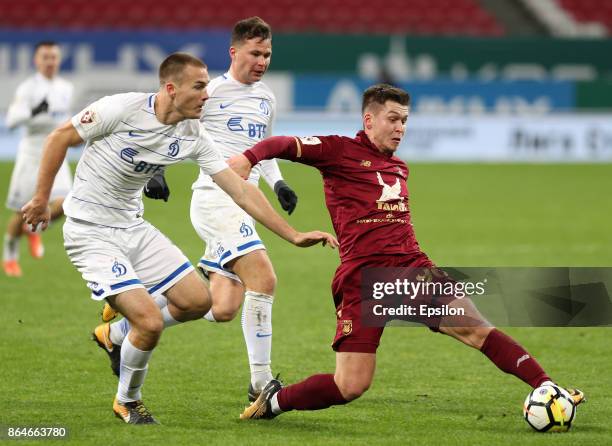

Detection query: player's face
xmin=34 ymin=45 xmax=61 ymax=79
xmin=230 ymin=37 xmax=272 ymax=84
xmin=365 ymin=101 xmax=409 ymax=154
xmin=172 ymin=65 xmax=210 ymax=119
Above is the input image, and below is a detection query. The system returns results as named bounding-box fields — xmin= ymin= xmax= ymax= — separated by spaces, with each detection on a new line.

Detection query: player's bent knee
xmin=261 ymin=273 xmax=277 ymax=294
xmin=134 ymin=314 xmax=164 ymax=337
xmin=242 ymin=271 xmax=277 ymax=296
xmin=211 ymin=306 xmax=239 ymax=322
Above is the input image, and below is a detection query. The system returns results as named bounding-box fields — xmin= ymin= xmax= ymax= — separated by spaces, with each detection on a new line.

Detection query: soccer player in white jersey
xmin=3 ymin=41 xmax=73 ymax=277
xmin=21 ymin=53 xmax=338 ymax=424
xmin=105 ymin=17 xmax=298 ymax=401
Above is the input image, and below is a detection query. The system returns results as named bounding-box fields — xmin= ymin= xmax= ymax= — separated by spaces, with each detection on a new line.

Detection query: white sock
xmin=117 ymin=335 xmax=153 ymax=403
xmin=242 ymin=290 xmax=274 ymax=391
xmin=3 ymin=234 xmax=19 ymax=261
xmin=161 ymin=306 xmax=181 ymax=327
xmin=270 ymin=392 xmax=283 ymax=415
xmin=110 ymin=306 xmax=181 ymax=345
xmin=109 ymin=318 xmax=130 ymax=346
xmin=153 ymin=294 xmax=168 ymax=308
xmin=203 ymin=310 xmax=216 ymax=322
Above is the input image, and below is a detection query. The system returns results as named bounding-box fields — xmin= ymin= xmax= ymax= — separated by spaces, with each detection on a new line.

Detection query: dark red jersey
xmin=244 ymin=131 xmax=421 ymax=262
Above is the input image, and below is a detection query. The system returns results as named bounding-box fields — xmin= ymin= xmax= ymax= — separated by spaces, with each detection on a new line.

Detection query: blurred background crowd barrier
xmin=1 ymin=0 xmax=611 ymax=161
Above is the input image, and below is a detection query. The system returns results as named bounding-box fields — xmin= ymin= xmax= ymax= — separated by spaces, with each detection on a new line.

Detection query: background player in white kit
xmin=104 ymin=17 xmax=298 ymax=401
xmin=3 ymin=41 xmax=73 ymax=277
xmin=22 ymin=53 xmax=337 ymax=424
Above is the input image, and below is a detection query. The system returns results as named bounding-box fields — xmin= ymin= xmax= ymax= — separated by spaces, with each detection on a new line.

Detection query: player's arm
xmin=228 ymin=135 xmax=340 ymax=179
xmin=21 ymin=121 xmax=83 ymax=230
xmin=211 ymin=167 xmax=337 ymax=248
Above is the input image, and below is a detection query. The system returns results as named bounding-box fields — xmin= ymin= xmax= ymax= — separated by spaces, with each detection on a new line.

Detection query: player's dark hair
xmin=34 ymin=41 xmax=59 ymax=52
xmin=231 ymin=16 xmax=272 ymax=46
xmin=362 ymin=84 xmax=410 ymax=113
xmin=159 ymin=52 xmax=207 ymax=85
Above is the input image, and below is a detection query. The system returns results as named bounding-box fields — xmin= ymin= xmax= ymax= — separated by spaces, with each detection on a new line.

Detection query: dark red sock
xmin=277 ymin=374 xmax=348 ymax=411
xmin=480 ymin=328 xmax=551 ymax=388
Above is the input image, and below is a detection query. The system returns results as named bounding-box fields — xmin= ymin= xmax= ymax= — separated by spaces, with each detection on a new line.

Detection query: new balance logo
xmin=516 ymin=354 xmax=530 ymax=368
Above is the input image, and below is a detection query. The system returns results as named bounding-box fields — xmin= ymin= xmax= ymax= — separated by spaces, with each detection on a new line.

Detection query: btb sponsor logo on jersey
xmin=120 ymin=147 xmax=139 ymax=164
xmin=226 ymin=117 xmax=267 ymax=139
xmin=227 ymin=117 xmax=244 ymax=131
xmin=119 ymin=147 xmax=164 ymax=174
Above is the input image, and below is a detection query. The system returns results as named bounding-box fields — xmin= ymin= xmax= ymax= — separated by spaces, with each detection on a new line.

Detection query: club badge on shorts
xmin=341 ymin=319 xmax=352 ymax=335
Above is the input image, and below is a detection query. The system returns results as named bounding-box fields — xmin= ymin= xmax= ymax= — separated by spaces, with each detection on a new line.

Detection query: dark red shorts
xmin=331 ymin=252 xmax=454 ymax=353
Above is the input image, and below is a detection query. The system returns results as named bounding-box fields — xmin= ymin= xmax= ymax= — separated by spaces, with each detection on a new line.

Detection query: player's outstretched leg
xmin=436 ymin=297 xmax=572 ymax=391
xmin=240 ymin=352 xmax=373 ymax=419
xmin=231 ymin=251 xmax=277 ymax=401
xmin=107 ymin=288 xmax=162 ymax=424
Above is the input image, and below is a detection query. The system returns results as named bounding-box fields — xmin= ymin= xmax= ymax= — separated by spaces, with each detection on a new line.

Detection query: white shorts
xmin=6 ymin=140 xmax=72 ymax=211
xmin=190 ymin=185 xmax=266 ymax=282
xmin=63 ymin=218 xmax=194 ymax=301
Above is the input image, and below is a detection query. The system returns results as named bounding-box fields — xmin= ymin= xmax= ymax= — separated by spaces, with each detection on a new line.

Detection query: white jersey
xmin=67 ymin=92 xmax=227 ymax=228
xmin=192 ymin=72 xmax=283 ymax=189
xmin=6 ymin=72 xmax=73 ymax=156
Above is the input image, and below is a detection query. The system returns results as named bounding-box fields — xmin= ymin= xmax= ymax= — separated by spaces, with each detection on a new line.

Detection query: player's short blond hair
xmin=159 ymin=53 xmax=207 ymax=85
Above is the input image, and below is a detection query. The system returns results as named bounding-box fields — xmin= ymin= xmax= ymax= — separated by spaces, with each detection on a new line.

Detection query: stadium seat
xmin=0 ymin=0 xmax=505 ymax=35
xmin=558 ymin=0 xmax=612 ymax=31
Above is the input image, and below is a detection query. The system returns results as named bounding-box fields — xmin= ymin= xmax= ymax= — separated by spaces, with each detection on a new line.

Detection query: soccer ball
xmin=523 ymin=384 xmax=576 ymax=432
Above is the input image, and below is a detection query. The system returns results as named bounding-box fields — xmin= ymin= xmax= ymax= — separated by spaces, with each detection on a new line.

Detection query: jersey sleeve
xmin=71 ymin=95 xmax=126 ymax=141
xmin=245 ymin=135 xmax=344 ymax=171
xmin=265 ymin=93 xmax=275 ymax=138
xmin=193 ymin=126 xmax=230 ymax=176
xmin=5 ymin=81 xmax=32 ymax=129
xmin=260 ymin=159 xmax=284 ymax=188
xmin=293 ymin=135 xmax=344 ymax=167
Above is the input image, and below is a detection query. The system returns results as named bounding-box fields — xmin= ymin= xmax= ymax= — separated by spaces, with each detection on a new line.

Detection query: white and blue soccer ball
xmin=523 ymin=384 xmax=576 ymax=432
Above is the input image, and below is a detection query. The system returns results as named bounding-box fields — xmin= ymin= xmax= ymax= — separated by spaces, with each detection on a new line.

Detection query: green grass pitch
xmin=1 ymin=161 xmax=611 ymax=445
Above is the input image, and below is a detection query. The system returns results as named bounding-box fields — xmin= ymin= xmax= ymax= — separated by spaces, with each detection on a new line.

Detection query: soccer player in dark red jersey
xmin=230 ymin=84 xmax=584 ymax=420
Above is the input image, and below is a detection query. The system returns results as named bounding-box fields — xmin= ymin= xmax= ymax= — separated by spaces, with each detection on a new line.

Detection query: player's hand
xmin=31 ymin=99 xmax=49 ymax=117
xmin=143 ymin=172 xmax=170 ymax=202
xmin=274 ymin=180 xmax=298 ymax=215
xmin=292 ymin=231 xmax=339 ymax=249
xmin=228 ymin=154 xmax=253 ymax=179
xmin=21 ymin=197 xmax=51 ymax=231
